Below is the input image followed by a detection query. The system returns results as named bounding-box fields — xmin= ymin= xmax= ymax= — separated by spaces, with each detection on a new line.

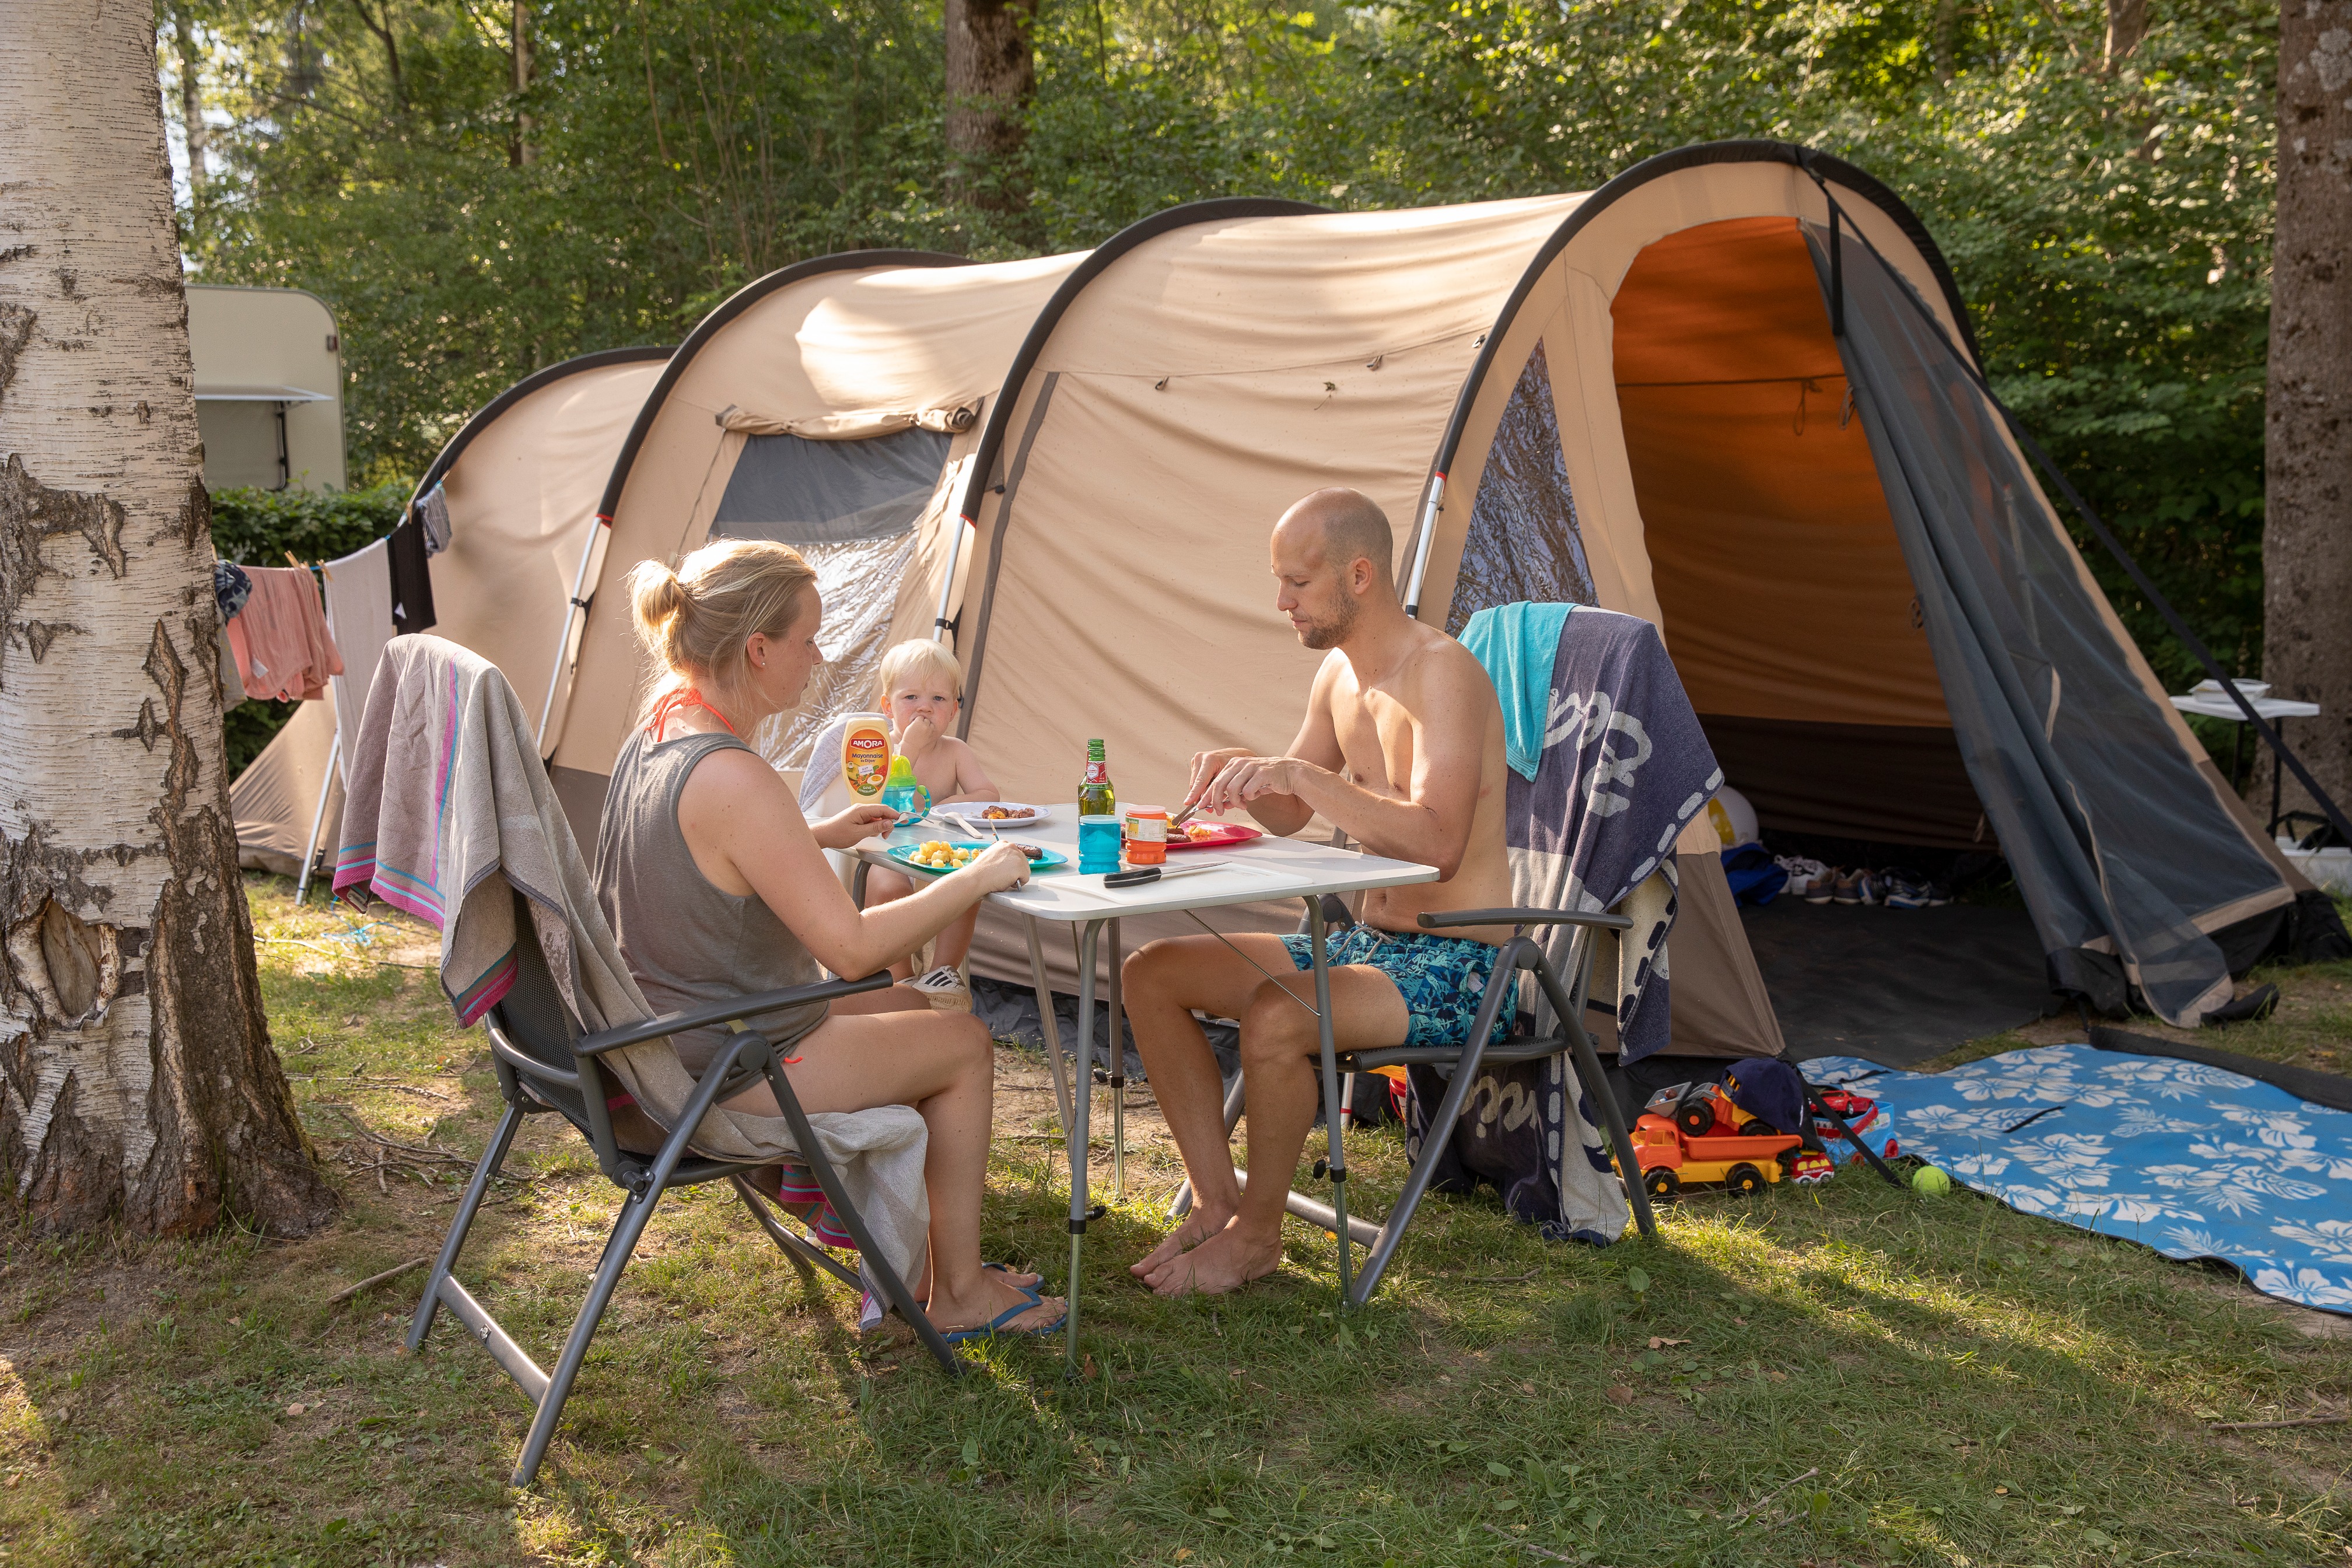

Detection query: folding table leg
xmin=1066 ymin=919 xmax=1101 ymax=1380
xmin=1108 ymin=918 xmax=1126 ymax=1202
xmin=1023 ymin=916 xmax=1073 ymax=1140
xmin=1306 ymin=900 xmax=1352 ymax=1307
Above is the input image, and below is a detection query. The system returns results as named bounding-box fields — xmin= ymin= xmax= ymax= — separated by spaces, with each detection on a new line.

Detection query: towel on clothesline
xmin=334 ymin=636 xmax=930 ymax=1322
xmin=321 ymin=538 xmax=395 ymax=780
xmin=224 ymin=565 xmax=344 ymax=701
xmin=415 ymin=481 xmax=452 ymax=555
xmin=387 ymin=517 xmax=436 ymax=634
xmin=214 ymin=561 xmax=251 ymax=622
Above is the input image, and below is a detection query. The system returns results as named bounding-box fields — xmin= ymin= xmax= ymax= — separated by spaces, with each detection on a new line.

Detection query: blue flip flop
xmin=940 ymin=1283 xmax=1066 ymax=1345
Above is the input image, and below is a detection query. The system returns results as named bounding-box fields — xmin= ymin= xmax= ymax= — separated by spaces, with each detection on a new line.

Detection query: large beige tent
xmin=944 ymin=143 xmax=2302 ymax=1040
xmin=544 ymin=249 xmax=1090 ymax=838
xmin=238 ymin=139 xmax=2309 ymax=1049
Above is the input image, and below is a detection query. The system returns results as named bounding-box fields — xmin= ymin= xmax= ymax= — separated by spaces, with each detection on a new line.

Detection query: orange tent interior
xmin=1612 ymin=216 xmax=1990 ymax=851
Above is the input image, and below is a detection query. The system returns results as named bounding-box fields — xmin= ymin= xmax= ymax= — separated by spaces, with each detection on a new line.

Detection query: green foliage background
xmin=172 ymin=0 xmax=2275 ymax=703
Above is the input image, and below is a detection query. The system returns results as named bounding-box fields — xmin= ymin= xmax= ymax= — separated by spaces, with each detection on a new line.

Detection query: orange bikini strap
xmin=645 ymin=686 xmax=738 ymax=739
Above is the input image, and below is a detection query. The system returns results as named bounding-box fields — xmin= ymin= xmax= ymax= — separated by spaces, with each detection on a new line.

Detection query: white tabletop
xmin=2171 ymin=693 xmax=2320 ymax=722
xmin=855 ymin=804 xmax=1437 ymax=923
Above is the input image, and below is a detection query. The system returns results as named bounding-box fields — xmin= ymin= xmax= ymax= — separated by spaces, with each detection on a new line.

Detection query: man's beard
xmin=1296 ymin=594 xmax=1359 ymax=650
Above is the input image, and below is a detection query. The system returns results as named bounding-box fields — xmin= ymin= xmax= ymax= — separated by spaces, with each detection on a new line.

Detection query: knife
xmin=1103 ymin=859 xmax=1230 ymax=889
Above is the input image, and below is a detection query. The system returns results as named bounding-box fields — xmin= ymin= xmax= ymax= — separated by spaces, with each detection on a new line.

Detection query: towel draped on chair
xmin=1406 ymin=606 xmax=1723 ymax=1245
xmin=332 ymin=636 xmax=932 ymax=1311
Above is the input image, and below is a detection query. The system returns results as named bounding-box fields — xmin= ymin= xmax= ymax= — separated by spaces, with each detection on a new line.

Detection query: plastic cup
xmin=1078 ymin=815 xmax=1122 ymax=874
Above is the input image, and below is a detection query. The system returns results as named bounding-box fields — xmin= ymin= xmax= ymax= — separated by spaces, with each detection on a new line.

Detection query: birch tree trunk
xmin=2262 ymin=0 xmax=2352 ymax=828
xmin=0 ymin=0 xmax=336 ymax=1235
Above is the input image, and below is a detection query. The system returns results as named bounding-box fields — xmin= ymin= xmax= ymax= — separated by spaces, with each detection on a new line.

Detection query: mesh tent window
xmin=1447 ymin=341 xmax=1597 ymax=636
xmin=712 ymin=425 xmax=953 ymax=772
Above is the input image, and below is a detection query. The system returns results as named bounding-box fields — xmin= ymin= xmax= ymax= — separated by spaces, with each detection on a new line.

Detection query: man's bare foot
xmin=1139 ymin=1221 xmax=1282 ymax=1297
xmin=926 ymin=1271 xmax=1064 ymax=1337
xmin=1131 ymin=1203 xmax=1233 ymax=1279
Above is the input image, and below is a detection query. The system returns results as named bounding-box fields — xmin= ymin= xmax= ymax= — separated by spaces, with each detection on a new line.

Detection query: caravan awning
xmin=194 ymin=383 xmax=334 ymax=402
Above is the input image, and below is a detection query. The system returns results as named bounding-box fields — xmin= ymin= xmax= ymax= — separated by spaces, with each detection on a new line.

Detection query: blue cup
xmin=1077 ymin=815 xmax=1122 ymax=874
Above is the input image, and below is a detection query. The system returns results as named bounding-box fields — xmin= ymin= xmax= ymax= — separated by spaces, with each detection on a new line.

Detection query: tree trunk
xmin=173 ymin=4 xmax=206 ymax=194
xmin=0 ymin=0 xmax=337 ymax=1236
xmin=944 ymin=0 xmax=1038 ymax=212
xmin=2262 ymin=0 xmax=2352 ymax=832
xmin=511 ymin=0 xmax=536 ymax=169
xmin=2104 ymin=0 xmax=2148 ymax=75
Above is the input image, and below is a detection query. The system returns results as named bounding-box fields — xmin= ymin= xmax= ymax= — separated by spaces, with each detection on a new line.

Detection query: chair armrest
xmin=1416 ymin=907 xmax=1633 ymax=932
xmin=574 ymin=972 xmax=895 ymax=1058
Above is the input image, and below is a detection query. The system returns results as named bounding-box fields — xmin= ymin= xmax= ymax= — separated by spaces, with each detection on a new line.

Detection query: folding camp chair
xmin=1175 ymin=901 xmax=1658 ymax=1307
xmin=407 ymin=891 xmax=960 ymax=1486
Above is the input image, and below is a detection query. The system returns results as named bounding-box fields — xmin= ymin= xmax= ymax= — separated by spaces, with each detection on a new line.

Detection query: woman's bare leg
xmin=722 ymin=1009 xmax=1055 ymax=1332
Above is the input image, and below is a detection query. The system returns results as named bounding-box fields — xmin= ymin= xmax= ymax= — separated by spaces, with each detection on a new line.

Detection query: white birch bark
xmin=0 ymin=0 xmax=335 ymax=1233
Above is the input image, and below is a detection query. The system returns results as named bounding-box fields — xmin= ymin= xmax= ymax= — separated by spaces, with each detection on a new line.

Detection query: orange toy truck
xmin=1618 ymin=1081 xmax=1835 ymax=1197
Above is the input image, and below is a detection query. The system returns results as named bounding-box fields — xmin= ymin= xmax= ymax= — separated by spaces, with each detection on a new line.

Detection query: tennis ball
xmin=1912 ymin=1164 xmax=1952 ymax=1196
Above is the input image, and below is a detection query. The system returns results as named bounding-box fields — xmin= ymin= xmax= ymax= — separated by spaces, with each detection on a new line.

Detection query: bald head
xmin=1270 ymin=488 xmax=1399 ymax=650
xmin=1276 ymin=488 xmax=1395 ymax=589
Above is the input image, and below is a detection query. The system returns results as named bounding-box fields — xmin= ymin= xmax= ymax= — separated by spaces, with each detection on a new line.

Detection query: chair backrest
xmin=485 ymin=889 xmax=593 ymax=1130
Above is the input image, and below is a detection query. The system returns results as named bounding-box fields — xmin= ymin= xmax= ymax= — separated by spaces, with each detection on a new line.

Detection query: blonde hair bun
xmin=627 ymin=539 xmax=818 ymax=722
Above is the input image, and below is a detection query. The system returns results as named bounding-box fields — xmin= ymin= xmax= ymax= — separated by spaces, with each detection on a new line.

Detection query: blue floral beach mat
xmin=1808 ymin=1044 xmax=2352 ymax=1314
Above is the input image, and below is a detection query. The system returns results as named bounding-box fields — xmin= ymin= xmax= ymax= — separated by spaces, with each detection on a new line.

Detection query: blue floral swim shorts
xmin=1278 ymin=926 xmax=1517 ymax=1048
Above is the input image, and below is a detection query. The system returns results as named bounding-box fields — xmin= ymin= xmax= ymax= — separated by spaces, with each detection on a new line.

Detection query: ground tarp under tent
xmin=234 ymin=139 xmax=2319 ymax=1065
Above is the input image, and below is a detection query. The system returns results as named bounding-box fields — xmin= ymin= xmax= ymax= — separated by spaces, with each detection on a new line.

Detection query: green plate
xmin=886 ymin=841 xmax=1068 ymax=875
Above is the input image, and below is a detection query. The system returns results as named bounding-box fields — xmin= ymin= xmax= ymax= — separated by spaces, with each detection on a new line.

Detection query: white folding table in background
xmin=859 ymin=807 xmax=1436 ymax=1377
xmin=2169 ymin=683 xmax=2322 ymax=835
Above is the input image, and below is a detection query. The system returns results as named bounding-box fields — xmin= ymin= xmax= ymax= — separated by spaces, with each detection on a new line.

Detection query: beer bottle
xmin=1078 ymin=738 xmax=1116 ymax=819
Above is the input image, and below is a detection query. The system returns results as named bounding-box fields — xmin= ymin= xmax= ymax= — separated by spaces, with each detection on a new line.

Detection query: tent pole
xmin=933 ymin=513 xmax=970 ymax=645
xmin=1400 ymin=473 xmax=1446 ymax=621
xmin=536 ymin=513 xmax=607 ymax=751
xmin=296 ymin=732 xmax=340 ymax=904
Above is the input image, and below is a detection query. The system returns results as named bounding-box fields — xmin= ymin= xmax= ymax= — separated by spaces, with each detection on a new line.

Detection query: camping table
xmin=2169 ymin=689 xmax=2322 ymax=834
xmin=857 ymin=808 xmax=1436 ymax=1377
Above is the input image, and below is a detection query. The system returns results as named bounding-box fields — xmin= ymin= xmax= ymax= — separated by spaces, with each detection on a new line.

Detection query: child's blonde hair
xmin=875 ymin=639 xmax=964 ymax=704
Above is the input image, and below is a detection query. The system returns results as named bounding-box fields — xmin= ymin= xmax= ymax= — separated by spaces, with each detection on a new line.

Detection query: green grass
xmin=2 ymin=880 xmax=2347 ymax=1566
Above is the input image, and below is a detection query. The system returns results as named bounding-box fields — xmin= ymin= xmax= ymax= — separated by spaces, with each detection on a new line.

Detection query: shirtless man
xmin=1123 ymin=487 xmax=1516 ymax=1297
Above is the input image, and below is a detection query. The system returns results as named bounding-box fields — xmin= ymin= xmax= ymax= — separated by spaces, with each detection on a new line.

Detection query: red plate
xmin=1166 ymin=821 xmax=1264 ymax=851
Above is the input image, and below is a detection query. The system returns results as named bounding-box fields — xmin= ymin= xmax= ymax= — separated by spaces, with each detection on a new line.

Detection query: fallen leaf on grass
xmin=1768 ymin=1370 xmax=1787 ymax=1382
xmin=286 ymin=1403 xmax=306 ymax=1416
xmin=1174 ymin=1552 xmax=1192 ymax=1563
xmin=1605 ymin=1387 xmax=1636 ymax=1405
xmin=1647 ymin=1337 xmax=1689 ymax=1349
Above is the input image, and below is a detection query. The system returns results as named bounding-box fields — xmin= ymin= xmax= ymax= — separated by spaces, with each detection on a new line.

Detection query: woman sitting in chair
xmin=601 ymin=537 xmax=1062 ymax=1342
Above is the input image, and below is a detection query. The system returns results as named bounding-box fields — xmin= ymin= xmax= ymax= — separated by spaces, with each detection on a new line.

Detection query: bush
xmin=210 ymin=480 xmax=410 ymax=568
xmin=212 ymin=481 xmax=412 ymax=776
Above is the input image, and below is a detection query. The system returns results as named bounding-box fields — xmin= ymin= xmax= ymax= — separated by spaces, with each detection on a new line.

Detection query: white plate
xmin=950 ymin=801 xmax=1054 ymax=824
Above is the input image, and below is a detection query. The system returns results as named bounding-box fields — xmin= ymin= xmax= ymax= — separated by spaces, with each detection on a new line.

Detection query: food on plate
xmin=980 ymin=804 xmax=1035 ymax=820
xmin=1179 ymin=822 xmax=1219 ymax=841
xmin=908 ymin=840 xmax=981 ymax=870
xmin=1007 ymin=842 xmax=1045 ymax=859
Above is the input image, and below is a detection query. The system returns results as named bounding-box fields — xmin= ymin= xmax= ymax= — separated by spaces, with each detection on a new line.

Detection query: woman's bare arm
xmin=678 ymin=748 xmax=1026 ymax=977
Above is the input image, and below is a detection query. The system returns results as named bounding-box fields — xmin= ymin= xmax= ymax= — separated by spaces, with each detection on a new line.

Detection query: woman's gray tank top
xmin=595 ymin=727 xmax=827 ymax=1075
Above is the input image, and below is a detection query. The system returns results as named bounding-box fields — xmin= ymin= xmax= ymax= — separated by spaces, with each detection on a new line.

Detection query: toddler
xmin=862 ymin=640 xmax=999 ymax=999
